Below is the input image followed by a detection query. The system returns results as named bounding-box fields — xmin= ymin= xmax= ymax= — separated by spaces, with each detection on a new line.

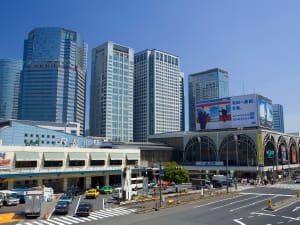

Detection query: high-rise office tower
xmin=272 ymin=104 xmax=284 ymax=133
xmin=19 ymin=27 xmax=88 ymax=135
xmin=134 ymin=49 xmax=184 ymax=142
xmin=0 ymin=59 xmax=22 ymax=119
xmin=90 ymin=41 xmax=134 ymax=142
xmin=188 ymin=68 xmax=229 ymax=131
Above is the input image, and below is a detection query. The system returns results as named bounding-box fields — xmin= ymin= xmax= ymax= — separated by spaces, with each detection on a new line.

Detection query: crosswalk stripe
xmin=87 ymin=215 xmax=98 ymax=220
xmin=33 ymin=222 xmax=45 ymax=225
xmin=92 ymin=211 xmax=114 ymax=217
xmin=88 ymin=213 xmax=104 ymax=219
xmin=112 ymin=208 xmax=134 ymax=214
xmin=37 ymin=220 xmax=56 ymax=225
xmin=57 ymin=216 xmax=79 ymax=224
xmin=103 ymin=209 xmax=132 ymax=216
xmin=25 ymin=223 xmax=33 ymax=225
xmin=46 ymin=219 xmax=65 ymax=225
xmin=66 ymin=216 xmax=86 ymax=223
xmin=52 ymin=217 xmax=73 ymax=225
xmin=96 ymin=210 xmax=121 ymax=216
xmin=74 ymin=216 xmax=92 ymax=222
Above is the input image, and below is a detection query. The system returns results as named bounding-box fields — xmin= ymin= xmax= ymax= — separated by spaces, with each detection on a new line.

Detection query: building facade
xmin=149 ymin=128 xmax=300 ymax=180
xmin=133 ymin=49 xmax=183 ymax=142
xmin=188 ymin=68 xmax=229 ymax=131
xmin=90 ymin=41 xmax=134 ymax=142
xmin=19 ymin=27 xmax=88 ymax=135
xmin=0 ymin=59 xmax=22 ymax=120
xmin=0 ymin=120 xmax=141 ymax=192
xmin=272 ymin=104 xmax=285 ymax=133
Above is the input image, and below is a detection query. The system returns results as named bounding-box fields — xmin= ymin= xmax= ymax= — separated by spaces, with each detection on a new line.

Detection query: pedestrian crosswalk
xmin=15 ymin=207 xmax=137 ymax=225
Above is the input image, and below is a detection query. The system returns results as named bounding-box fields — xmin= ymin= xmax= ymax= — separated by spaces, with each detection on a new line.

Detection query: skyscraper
xmin=272 ymin=104 xmax=284 ymax=132
xmin=134 ymin=49 xmax=183 ymax=142
xmin=0 ymin=59 xmax=22 ymax=119
xmin=19 ymin=27 xmax=88 ymax=135
xmin=188 ymin=68 xmax=229 ymax=131
xmin=90 ymin=41 xmax=134 ymax=142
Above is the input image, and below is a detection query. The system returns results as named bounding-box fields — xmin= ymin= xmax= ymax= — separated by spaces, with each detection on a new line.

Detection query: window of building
xmin=44 ymin=161 xmax=63 ymax=167
xmin=90 ymin=160 xmax=105 ymax=166
xmin=15 ymin=161 xmax=37 ymax=168
xmin=109 ymin=160 xmax=122 ymax=166
xmin=69 ymin=160 xmax=85 ymax=167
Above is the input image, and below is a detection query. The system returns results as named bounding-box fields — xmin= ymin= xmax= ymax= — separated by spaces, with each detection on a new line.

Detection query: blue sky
xmin=1 ymin=0 xmax=300 ymax=132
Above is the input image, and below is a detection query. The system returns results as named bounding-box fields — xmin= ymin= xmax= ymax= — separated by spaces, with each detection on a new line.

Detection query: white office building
xmin=134 ymin=49 xmax=184 ymax=142
xmin=90 ymin=41 xmax=134 ymax=142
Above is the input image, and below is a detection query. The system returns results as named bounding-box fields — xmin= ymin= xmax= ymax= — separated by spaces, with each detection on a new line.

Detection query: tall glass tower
xmin=272 ymin=104 xmax=284 ymax=133
xmin=0 ymin=59 xmax=22 ymax=119
xmin=134 ymin=49 xmax=183 ymax=142
xmin=90 ymin=41 xmax=134 ymax=142
xmin=19 ymin=27 xmax=88 ymax=135
xmin=188 ymin=68 xmax=229 ymax=131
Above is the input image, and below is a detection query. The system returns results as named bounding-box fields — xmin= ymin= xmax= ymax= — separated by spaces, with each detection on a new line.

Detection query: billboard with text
xmin=195 ymin=94 xmax=273 ymax=130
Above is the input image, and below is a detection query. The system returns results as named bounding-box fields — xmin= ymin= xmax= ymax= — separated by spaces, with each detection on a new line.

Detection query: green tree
xmin=163 ymin=161 xmax=190 ymax=184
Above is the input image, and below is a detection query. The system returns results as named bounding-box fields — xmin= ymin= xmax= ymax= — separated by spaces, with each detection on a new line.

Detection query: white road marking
xmin=250 ymin=212 xmax=276 ymax=217
xmin=233 ymin=218 xmax=246 ymax=225
xmin=194 ymin=196 xmax=234 ymax=208
xmin=58 ymin=216 xmax=79 ymax=223
xmin=211 ymin=195 xmax=260 ymax=210
xmin=229 ymin=197 xmax=277 ymax=212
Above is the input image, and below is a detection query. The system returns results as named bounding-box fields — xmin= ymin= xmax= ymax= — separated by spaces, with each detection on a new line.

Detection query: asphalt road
xmin=6 ymin=184 xmax=300 ymax=225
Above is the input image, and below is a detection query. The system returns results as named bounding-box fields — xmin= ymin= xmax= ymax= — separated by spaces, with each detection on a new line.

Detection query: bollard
xmin=268 ymin=199 xmax=272 ymax=209
xmin=297 ymin=191 xmax=300 ymax=198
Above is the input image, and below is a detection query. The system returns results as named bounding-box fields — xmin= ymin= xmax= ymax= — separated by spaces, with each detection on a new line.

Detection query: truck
xmin=112 ymin=187 xmax=137 ymax=200
xmin=211 ymin=175 xmax=233 ymax=188
xmin=24 ymin=190 xmax=43 ymax=218
xmin=0 ymin=190 xmax=19 ymax=206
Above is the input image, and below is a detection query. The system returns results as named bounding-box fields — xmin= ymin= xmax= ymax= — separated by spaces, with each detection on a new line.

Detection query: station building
xmin=149 ymin=127 xmax=300 ymax=180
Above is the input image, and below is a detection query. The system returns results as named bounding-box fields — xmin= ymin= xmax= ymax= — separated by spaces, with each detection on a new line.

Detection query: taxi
xmin=85 ymin=188 xmax=99 ymax=199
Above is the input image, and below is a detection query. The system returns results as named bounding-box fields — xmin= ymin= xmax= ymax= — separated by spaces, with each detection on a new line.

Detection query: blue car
xmin=58 ymin=195 xmax=72 ymax=204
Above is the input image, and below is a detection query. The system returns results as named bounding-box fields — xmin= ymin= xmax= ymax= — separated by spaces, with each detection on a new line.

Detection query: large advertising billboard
xmin=195 ymin=94 xmax=273 ymax=130
xmin=257 ymin=95 xmax=273 ymax=128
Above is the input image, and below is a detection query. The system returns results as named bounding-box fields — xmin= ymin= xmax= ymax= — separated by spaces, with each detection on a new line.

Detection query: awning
xmin=109 ymin=153 xmax=124 ymax=160
xmin=68 ymin=152 xmax=87 ymax=160
xmin=90 ymin=152 xmax=106 ymax=160
xmin=44 ymin=152 xmax=65 ymax=161
xmin=15 ymin=152 xmax=39 ymax=161
xmin=126 ymin=153 xmax=139 ymax=160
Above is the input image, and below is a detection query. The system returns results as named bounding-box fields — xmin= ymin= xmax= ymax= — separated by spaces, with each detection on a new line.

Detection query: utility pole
xmin=159 ymin=163 xmax=162 ymax=207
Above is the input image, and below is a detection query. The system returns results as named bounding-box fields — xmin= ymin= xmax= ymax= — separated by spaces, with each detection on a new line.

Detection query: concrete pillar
xmin=85 ymin=176 xmax=91 ymax=189
xmin=105 ymin=175 xmax=110 ymax=185
xmin=63 ymin=178 xmax=68 ymax=192
xmin=7 ymin=181 xmax=13 ymax=190
xmin=37 ymin=179 xmax=43 ymax=187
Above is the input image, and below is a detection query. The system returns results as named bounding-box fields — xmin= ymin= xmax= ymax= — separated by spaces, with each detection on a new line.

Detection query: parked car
xmin=112 ymin=187 xmax=137 ymax=200
xmin=58 ymin=194 xmax=73 ymax=204
xmin=54 ymin=202 xmax=69 ymax=215
xmin=100 ymin=186 xmax=113 ymax=194
xmin=76 ymin=202 xmax=92 ymax=217
xmin=85 ymin=188 xmax=99 ymax=199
